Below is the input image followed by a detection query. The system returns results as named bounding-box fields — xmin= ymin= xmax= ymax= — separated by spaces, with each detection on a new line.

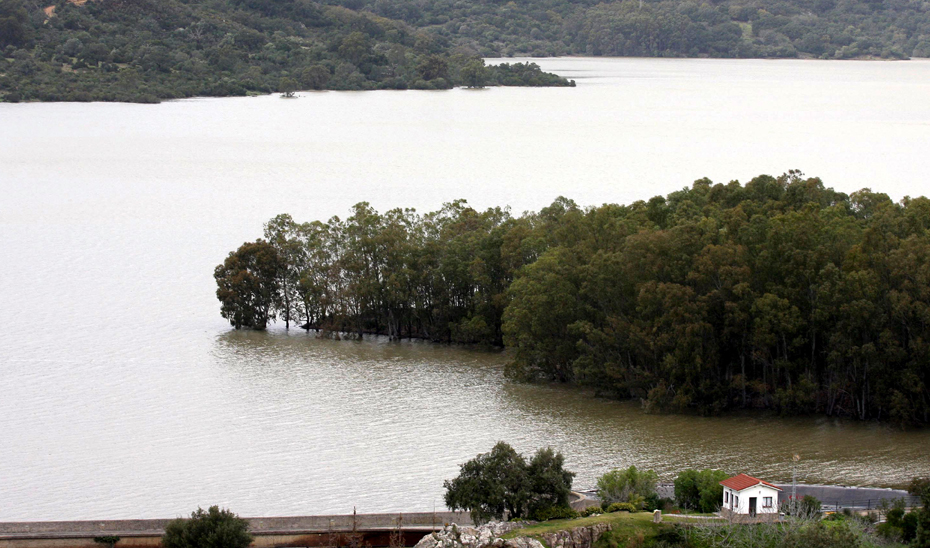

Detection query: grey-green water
xmin=2 ymin=57 xmax=929 ymax=521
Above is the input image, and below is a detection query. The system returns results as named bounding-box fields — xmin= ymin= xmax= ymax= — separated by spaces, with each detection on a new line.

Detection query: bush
xmin=579 ymin=506 xmax=602 ymax=517
xmin=606 ymin=502 xmax=638 ymax=513
xmin=879 ymin=498 xmax=921 ymax=543
xmin=596 ymin=466 xmax=658 ymax=508
xmin=530 ymin=505 xmax=579 ymax=521
xmin=800 ymin=495 xmax=823 ymax=516
xmin=162 ymin=506 xmax=252 ymax=548
xmin=785 ymin=520 xmax=862 ymax=548
xmin=93 ymin=536 xmax=120 ymax=548
xmin=673 ymin=469 xmax=729 ymax=512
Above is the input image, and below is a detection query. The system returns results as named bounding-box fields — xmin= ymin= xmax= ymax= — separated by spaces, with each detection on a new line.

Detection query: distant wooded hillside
xmin=0 ymin=0 xmax=568 ymax=102
xmin=325 ymin=0 xmax=930 ymax=58
xmin=3 ymin=0 xmax=929 ymax=102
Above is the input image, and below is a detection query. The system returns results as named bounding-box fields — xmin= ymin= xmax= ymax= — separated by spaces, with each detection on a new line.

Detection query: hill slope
xmin=0 ymin=0 xmax=569 ymax=102
xmin=353 ymin=0 xmax=930 ymax=59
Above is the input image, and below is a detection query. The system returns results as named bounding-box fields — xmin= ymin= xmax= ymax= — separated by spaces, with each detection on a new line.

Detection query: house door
xmin=749 ymin=497 xmax=757 ymax=517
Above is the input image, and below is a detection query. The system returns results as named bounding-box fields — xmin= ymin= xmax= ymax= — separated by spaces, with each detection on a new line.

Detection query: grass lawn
xmin=506 ymin=512 xmax=721 ymax=535
xmin=503 ymin=512 xmax=661 ymax=541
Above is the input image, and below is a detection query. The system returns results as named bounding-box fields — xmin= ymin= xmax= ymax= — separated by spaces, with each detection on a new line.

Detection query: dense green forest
xmin=215 ymin=172 xmax=930 ymax=425
xmin=0 ymin=0 xmax=569 ymax=102
xmin=356 ymin=0 xmax=930 ymax=59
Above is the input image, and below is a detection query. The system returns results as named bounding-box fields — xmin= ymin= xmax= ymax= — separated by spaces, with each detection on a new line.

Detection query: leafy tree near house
xmin=674 ymin=469 xmax=729 ymax=512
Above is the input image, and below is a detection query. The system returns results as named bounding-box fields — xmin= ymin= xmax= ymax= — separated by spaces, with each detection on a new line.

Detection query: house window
xmin=763 ymin=497 xmax=773 ymax=508
xmin=735 ymin=496 xmax=739 ymax=508
xmin=725 ymin=492 xmax=729 ymax=504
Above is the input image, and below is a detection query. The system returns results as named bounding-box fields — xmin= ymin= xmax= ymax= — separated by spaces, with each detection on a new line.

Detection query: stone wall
xmin=0 ymin=513 xmax=472 ymax=538
xmin=537 ymin=523 xmax=611 ymax=548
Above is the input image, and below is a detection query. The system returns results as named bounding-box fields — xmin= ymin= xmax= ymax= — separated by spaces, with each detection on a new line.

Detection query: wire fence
xmin=787 ymin=495 xmax=923 ymax=512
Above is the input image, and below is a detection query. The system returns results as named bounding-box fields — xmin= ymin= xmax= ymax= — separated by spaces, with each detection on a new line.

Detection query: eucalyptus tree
xmin=264 ymin=214 xmax=305 ymax=329
xmin=214 ymin=240 xmax=283 ymax=330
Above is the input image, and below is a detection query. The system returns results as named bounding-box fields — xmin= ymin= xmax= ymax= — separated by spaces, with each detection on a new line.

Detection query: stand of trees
xmin=216 ymin=172 xmax=930 ymax=425
xmin=0 ymin=0 xmax=569 ymax=103
xmin=216 ymin=202 xmax=535 ymax=344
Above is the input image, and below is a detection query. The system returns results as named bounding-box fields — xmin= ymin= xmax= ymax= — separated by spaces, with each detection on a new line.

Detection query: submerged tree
xmin=217 ymin=174 xmax=930 ymax=425
xmin=214 ymin=240 xmax=283 ymax=329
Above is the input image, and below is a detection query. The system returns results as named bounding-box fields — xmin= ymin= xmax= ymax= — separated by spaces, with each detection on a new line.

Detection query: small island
xmin=215 ymin=172 xmax=930 ymax=426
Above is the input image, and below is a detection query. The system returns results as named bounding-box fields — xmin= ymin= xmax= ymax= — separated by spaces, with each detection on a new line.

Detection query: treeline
xmin=215 ymin=201 xmax=532 ymax=343
xmin=216 ymin=172 xmax=930 ymax=425
xmin=355 ymin=0 xmax=930 ymax=59
xmin=0 ymin=0 xmax=568 ymax=103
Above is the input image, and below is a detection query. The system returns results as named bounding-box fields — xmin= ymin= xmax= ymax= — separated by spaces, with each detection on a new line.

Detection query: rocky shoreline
xmin=413 ymin=521 xmax=612 ymax=548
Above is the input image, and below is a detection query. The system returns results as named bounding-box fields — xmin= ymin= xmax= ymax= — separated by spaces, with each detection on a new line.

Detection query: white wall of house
xmin=722 ymin=484 xmax=780 ymax=514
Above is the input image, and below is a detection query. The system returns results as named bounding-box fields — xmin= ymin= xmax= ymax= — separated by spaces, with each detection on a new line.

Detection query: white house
xmin=720 ymin=474 xmax=781 ymax=518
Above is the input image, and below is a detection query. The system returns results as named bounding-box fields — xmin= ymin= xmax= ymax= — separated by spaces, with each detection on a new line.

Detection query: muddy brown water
xmin=2 ymin=57 xmax=930 ymax=521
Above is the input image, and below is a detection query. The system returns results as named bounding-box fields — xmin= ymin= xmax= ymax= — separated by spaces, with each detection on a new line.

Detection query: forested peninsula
xmin=0 ymin=0 xmax=569 ymax=102
xmin=215 ymin=173 xmax=930 ymax=426
xmin=4 ymin=0 xmax=930 ymax=103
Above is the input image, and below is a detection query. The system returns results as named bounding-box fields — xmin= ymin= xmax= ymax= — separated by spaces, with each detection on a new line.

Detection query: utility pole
xmin=792 ymin=454 xmax=800 ymax=514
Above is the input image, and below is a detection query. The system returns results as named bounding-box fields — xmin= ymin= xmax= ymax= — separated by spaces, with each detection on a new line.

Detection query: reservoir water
xmin=2 ymin=57 xmax=930 ymax=521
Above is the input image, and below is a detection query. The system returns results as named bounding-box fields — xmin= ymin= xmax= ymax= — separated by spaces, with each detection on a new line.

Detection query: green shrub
xmin=162 ymin=506 xmax=252 ymax=548
xmin=673 ymin=469 xmax=729 ymax=512
xmin=643 ymin=493 xmax=664 ymax=512
xmin=596 ymin=466 xmax=658 ymax=507
xmin=579 ymin=506 xmax=602 ymax=517
xmin=801 ymin=495 xmax=823 ymax=516
xmin=93 ymin=536 xmax=120 ymax=548
xmin=530 ymin=505 xmax=579 ymax=521
xmin=606 ymin=502 xmax=638 ymax=513
xmin=786 ymin=520 xmax=862 ymax=548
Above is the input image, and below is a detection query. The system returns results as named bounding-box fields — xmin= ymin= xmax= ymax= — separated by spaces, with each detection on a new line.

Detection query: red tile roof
xmin=719 ymin=474 xmax=782 ymax=492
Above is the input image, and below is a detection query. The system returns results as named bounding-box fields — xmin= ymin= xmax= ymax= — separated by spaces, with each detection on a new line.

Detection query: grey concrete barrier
xmin=0 ymin=512 xmax=473 ymax=539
